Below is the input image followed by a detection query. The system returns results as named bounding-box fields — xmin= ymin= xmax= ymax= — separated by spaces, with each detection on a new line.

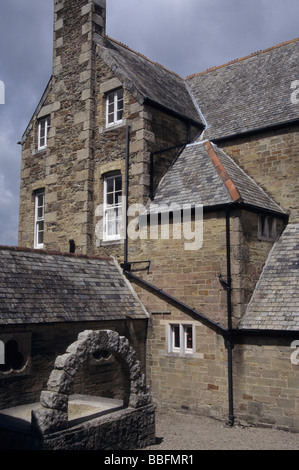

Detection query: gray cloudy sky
xmin=0 ymin=0 xmax=298 ymax=246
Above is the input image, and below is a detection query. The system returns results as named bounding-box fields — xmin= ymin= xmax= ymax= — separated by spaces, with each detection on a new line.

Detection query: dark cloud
xmin=0 ymin=0 xmax=298 ymax=245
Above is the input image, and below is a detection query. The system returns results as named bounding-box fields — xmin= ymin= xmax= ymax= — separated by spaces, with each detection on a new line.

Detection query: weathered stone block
xmin=40 ymin=391 xmax=68 ymax=412
xmin=47 ymin=369 xmax=73 ymax=394
xmin=54 ymin=353 xmax=81 ymax=377
xmin=66 ymin=339 xmax=90 ymax=364
xmin=31 ymin=408 xmax=68 ymax=435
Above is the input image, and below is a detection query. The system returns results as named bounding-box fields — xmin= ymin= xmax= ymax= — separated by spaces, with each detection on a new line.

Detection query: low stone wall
xmin=0 ymin=404 xmax=155 ymax=450
xmin=44 ymin=404 xmax=155 ymax=450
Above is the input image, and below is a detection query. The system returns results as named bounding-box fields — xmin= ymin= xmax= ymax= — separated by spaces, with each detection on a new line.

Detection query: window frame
xmin=38 ymin=116 xmax=50 ymax=150
xmin=103 ymin=174 xmax=123 ymax=241
xmin=168 ymin=323 xmax=194 ymax=355
xmin=106 ymin=88 xmax=124 ymax=127
xmin=258 ymin=215 xmax=277 ymax=241
xmin=34 ymin=190 xmax=45 ymax=249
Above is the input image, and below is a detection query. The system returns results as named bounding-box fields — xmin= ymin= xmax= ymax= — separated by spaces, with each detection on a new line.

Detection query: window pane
xmin=173 ymin=325 xmax=180 ymax=349
xmin=107 ymin=93 xmax=114 ymax=105
xmin=115 ymin=176 xmax=122 ymax=192
xmin=117 ymin=109 xmax=123 ymax=121
xmin=106 ymin=193 xmax=114 ymax=206
xmin=37 ymin=221 xmax=44 ymax=245
xmin=185 ymin=326 xmax=193 ymax=350
xmin=107 ymin=177 xmax=114 ymax=193
xmin=107 ymin=220 xmax=115 ymax=236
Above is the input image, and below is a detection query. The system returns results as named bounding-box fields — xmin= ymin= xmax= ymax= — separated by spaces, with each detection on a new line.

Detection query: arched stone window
xmin=31 ymin=330 xmax=151 ymax=435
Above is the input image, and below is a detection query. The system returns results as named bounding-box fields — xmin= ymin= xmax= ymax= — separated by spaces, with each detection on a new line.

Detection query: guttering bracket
xmin=121 ymin=262 xmax=132 ymax=272
xmin=219 ymin=273 xmax=232 ymax=291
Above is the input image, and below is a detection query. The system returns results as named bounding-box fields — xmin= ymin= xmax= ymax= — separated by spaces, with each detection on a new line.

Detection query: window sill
xmin=160 ymin=350 xmax=204 ymax=360
xmin=96 ymin=238 xmax=124 ymax=247
xmin=99 ymin=119 xmax=127 ymax=134
xmin=32 ymin=148 xmax=47 ymax=156
xmin=258 ymin=235 xmax=276 ymax=242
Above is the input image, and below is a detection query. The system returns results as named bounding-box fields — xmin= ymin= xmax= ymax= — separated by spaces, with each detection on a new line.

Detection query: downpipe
xmin=225 ymin=206 xmax=235 ymax=426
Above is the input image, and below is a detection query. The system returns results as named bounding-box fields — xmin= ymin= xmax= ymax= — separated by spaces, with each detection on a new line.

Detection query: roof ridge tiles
xmin=203 ymin=140 xmax=242 ymax=202
xmin=0 ymin=245 xmax=113 ymax=261
xmin=186 ymin=37 xmax=299 ymax=79
xmin=106 ymin=35 xmax=183 ymax=80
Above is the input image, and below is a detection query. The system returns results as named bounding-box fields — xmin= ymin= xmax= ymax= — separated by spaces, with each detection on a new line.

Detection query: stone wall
xmin=233 ymin=337 xmax=299 ymax=432
xmin=220 ymin=125 xmax=299 ymax=223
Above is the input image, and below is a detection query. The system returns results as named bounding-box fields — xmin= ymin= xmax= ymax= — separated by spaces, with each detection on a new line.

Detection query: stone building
xmin=0 ymin=246 xmax=149 ymax=410
xmin=13 ymin=0 xmax=299 ymax=432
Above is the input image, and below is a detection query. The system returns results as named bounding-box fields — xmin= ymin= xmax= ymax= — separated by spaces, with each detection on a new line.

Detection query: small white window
xmin=38 ymin=116 xmax=50 ymax=150
xmin=103 ymin=175 xmax=122 ymax=241
xmin=169 ymin=324 xmax=194 ymax=355
xmin=34 ymin=190 xmax=45 ymax=249
xmin=106 ymin=89 xmax=124 ymax=127
xmin=258 ymin=215 xmax=276 ymax=241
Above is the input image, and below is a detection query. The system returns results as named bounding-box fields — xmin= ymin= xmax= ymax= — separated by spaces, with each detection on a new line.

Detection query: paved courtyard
xmin=145 ymin=409 xmax=299 ymax=450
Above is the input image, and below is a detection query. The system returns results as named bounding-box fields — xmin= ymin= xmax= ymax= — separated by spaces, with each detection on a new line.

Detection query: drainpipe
xmin=124 ymin=125 xmax=130 ymax=266
xmin=225 ymin=206 xmax=235 ymax=426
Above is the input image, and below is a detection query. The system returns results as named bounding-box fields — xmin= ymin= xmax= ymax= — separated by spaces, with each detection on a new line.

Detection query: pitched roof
xmin=97 ymin=37 xmax=204 ymax=126
xmin=0 ymin=247 xmax=148 ymax=325
xmin=150 ymin=140 xmax=284 ymax=213
xmin=239 ymin=224 xmax=299 ymax=331
xmin=186 ymin=38 xmax=299 ymax=140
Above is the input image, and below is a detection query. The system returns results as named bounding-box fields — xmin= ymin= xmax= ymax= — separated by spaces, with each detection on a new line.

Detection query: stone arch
xmin=31 ymin=330 xmax=151 ymax=435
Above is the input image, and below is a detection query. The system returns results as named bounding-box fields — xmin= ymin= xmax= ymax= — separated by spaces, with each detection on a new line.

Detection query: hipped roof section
xmin=97 ymin=36 xmax=204 ymax=126
xmin=151 ymin=140 xmax=285 ymax=214
xmin=0 ymin=247 xmax=148 ymax=325
xmin=186 ymin=38 xmax=299 ymax=140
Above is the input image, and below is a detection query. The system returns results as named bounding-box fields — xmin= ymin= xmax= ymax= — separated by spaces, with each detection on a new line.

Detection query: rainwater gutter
xmin=211 ymin=118 xmax=299 ymax=146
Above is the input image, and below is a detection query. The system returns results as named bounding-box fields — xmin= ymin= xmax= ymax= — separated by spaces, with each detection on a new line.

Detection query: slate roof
xmin=240 ymin=224 xmax=299 ymax=331
xmin=0 ymin=247 xmax=148 ymax=325
xmin=186 ymin=38 xmax=299 ymax=140
xmin=150 ymin=140 xmax=284 ymax=214
xmin=97 ymin=37 xmax=204 ymax=126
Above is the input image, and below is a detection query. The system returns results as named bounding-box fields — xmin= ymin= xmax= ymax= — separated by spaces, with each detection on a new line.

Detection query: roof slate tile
xmin=0 ymin=248 xmax=148 ymax=325
xmin=151 ymin=141 xmax=284 ymax=213
xmin=240 ymin=224 xmax=299 ymax=331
